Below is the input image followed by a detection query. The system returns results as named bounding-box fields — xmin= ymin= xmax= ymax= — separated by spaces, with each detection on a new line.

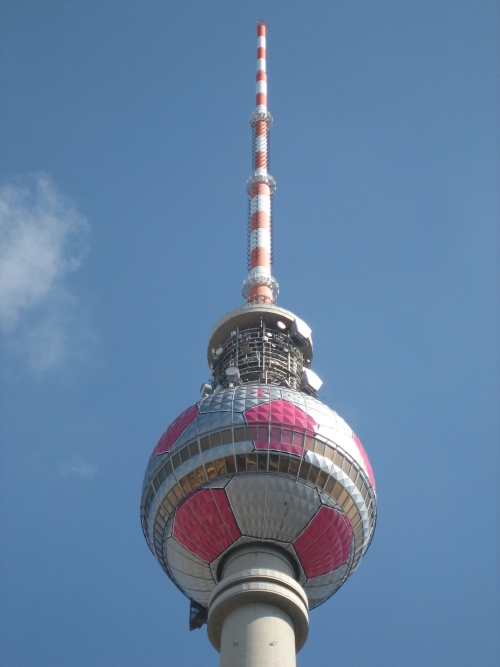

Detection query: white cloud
xmin=0 ymin=175 xmax=90 ymax=369
xmin=58 ymin=456 xmax=97 ymax=478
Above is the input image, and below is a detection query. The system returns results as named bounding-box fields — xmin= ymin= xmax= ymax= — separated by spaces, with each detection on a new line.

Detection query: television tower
xmin=141 ymin=22 xmax=376 ymax=667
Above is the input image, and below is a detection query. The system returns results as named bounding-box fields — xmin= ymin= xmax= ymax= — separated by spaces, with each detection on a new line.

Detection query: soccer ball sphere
xmin=141 ymin=384 xmax=376 ymax=609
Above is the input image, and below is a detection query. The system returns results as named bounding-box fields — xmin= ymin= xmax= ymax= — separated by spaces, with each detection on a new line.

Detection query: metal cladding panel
xmin=260 ymin=385 xmax=283 ymax=401
xmin=142 ymin=452 xmax=167 ymax=486
xmin=200 ymin=441 xmax=253 ymax=466
xmin=202 ymin=412 xmax=221 ymax=430
xmin=303 ymin=563 xmax=350 ymax=608
xmin=239 ymin=386 xmax=278 ymax=402
xmin=304 ymin=451 xmax=333 ymax=473
xmin=226 ymin=474 xmax=269 ymax=537
xmin=231 ymin=440 xmax=256 ymax=456
xmin=151 ymin=404 xmax=199 ymax=458
xmin=207 ymin=410 xmax=234 ymax=429
xmin=225 ymin=475 xmax=321 ymax=543
xmin=175 ymin=419 xmax=199 ymax=446
xmin=353 ymin=432 xmax=376 ymax=487
xmin=323 ymin=429 xmax=362 ymax=466
xmin=293 ymin=506 xmax=352 ymax=578
xmin=226 ymin=474 xmax=308 ymax=541
xmin=165 ymin=536 xmax=215 ymax=606
xmin=174 ymin=454 xmax=204 ymax=481
xmin=172 ymin=489 xmax=241 ymax=563
xmin=302 ymin=398 xmax=373 ymax=481
xmin=261 ymin=476 xmax=307 ymax=541
xmin=192 ymin=412 xmax=212 ymax=433
xmin=199 ymin=393 xmax=229 ymax=413
xmin=254 ymin=440 xmax=303 ymax=455
xmin=326 ymin=471 xmax=372 ymax=539
xmin=232 ymin=399 xmax=249 ymax=412
xmin=275 ymin=481 xmax=321 ymax=543
xmin=204 ymin=478 xmax=231 ymax=490
xmin=145 ymin=472 xmax=178 ymax=543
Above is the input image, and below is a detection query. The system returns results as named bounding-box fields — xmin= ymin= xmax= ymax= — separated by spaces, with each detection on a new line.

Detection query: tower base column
xmin=220 ymin=601 xmax=296 ymax=667
xmin=207 ymin=545 xmax=309 ymax=667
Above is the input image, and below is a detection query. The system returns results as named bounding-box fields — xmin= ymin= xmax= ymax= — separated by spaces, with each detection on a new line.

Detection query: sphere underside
xmin=141 ymin=385 xmax=376 ymax=609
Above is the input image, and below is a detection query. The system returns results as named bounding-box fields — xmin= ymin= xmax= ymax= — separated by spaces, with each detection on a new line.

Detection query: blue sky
xmin=0 ymin=2 xmax=498 ymax=665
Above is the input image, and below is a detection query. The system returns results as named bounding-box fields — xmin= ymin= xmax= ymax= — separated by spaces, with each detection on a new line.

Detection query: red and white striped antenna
xmin=242 ymin=21 xmax=279 ymax=304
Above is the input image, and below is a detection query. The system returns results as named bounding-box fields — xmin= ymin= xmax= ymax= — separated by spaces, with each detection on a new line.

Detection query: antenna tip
xmin=255 ymin=20 xmax=268 ymax=33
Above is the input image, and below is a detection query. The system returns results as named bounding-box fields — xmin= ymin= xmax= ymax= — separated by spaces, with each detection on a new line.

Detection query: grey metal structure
xmin=211 ymin=321 xmax=305 ymax=391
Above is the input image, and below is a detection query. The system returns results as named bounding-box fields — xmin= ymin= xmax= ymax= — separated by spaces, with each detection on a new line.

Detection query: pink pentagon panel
xmin=245 ymin=399 xmax=317 ymax=430
xmin=246 ymin=399 xmax=317 ymax=454
xmin=150 ymin=404 xmax=199 ymax=458
xmin=293 ymin=506 xmax=352 ymax=578
xmin=172 ymin=489 xmax=241 ymax=563
xmin=353 ymin=432 xmax=375 ymax=488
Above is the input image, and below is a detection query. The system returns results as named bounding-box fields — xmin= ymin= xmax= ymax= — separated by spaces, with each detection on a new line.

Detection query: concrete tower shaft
xmin=208 ymin=545 xmax=309 ymax=667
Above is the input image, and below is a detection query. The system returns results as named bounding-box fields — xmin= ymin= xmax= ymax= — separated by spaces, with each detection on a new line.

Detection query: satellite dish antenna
xmin=277 ymin=321 xmax=286 ymax=330
xmin=215 ymin=347 xmax=224 ymax=356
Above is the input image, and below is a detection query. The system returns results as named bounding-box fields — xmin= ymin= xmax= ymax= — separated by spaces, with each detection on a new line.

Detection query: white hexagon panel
xmin=141 ymin=385 xmax=376 ymax=609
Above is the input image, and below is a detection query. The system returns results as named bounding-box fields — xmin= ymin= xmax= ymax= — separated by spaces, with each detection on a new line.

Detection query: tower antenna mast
xmin=243 ymin=20 xmax=279 ymax=305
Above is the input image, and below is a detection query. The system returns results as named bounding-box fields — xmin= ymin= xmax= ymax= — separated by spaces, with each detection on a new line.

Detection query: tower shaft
xmin=207 ymin=545 xmax=309 ymax=667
